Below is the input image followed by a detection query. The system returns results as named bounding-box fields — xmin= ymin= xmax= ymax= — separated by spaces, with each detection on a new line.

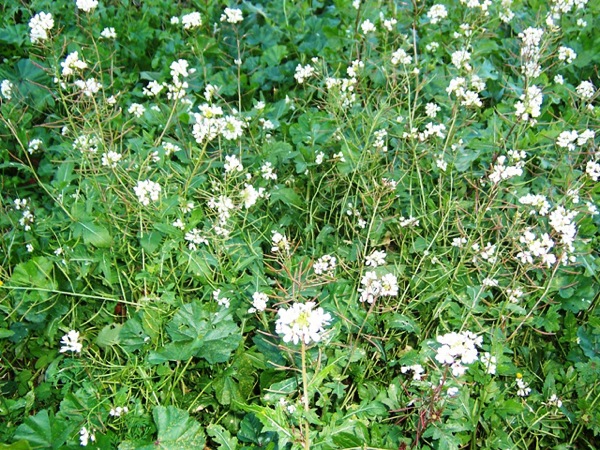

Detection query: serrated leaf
xmin=73 ymin=221 xmax=112 ymax=248
xmin=237 ymin=404 xmax=292 ymax=447
xmin=207 ymin=424 xmax=239 ymax=450
xmin=152 ymin=406 xmax=206 ymax=449
xmin=148 ymin=302 xmax=241 ymax=365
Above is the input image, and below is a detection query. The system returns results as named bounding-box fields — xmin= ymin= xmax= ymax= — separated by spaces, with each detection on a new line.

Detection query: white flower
xmin=401 ymin=364 xmax=425 ymax=381
xmin=294 ymin=64 xmax=315 ymax=84
xmin=360 ymin=19 xmax=376 ymax=34
xmin=313 ymin=254 xmax=337 ymax=276
xmin=79 ymin=426 xmax=95 ymax=446
xmin=134 ymin=180 xmax=161 ymax=206
xmin=427 ymin=4 xmax=448 ymax=24
xmin=271 ymin=231 xmax=290 ymax=254
xmin=434 ymin=331 xmax=482 ymax=376
xmin=1 ymin=79 xmax=13 ymax=100
xmin=275 ymin=302 xmax=332 ymax=345
xmin=451 ymin=49 xmax=472 ymax=71
xmin=587 ymin=161 xmax=600 ymax=181
xmin=128 ymin=103 xmax=146 ymax=118
xmin=26 ymin=243 xmax=34 ymax=253
xmin=27 ymin=138 xmax=43 ymax=155
xmin=224 ymin=155 xmax=243 ymax=173
xmin=261 ymin=161 xmax=277 ymax=180
xmin=61 ymin=51 xmax=88 ymax=77
xmin=100 ymin=27 xmax=116 ymax=39
xmin=184 ymin=228 xmax=208 ymax=250
xmin=425 ymin=102 xmax=441 ymax=118
xmin=74 ymin=78 xmax=102 ymax=97
xmin=182 ymin=12 xmax=202 ymax=29
xmin=101 ymin=151 xmax=122 ymax=168
xmin=365 ymin=250 xmax=387 ymax=267
xmin=220 ymin=8 xmax=243 ymax=24
xmin=213 ymin=289 xmax=230 ymax=308
xmin=109 ymin=406 xmax=129 ymax=417
xmin=76 ymin=0 xmax=99 ymax=13
xmin=558 ymin=46 xmax=577 ymax=64
xmin=516 ymin=376 xmax=531 ymax=397
xmin=249 ymin=292 xmax=268 ymax=313
xmin=240 ymin=184 xmax=264 ymax=209
xmin=59 ymin=330 xmax=83 ymax=353
xmin=29 ymin=12 xmax=54 ymax=44
xmin=391 ymin=48 xmax=412 ymax=65
xmin=576 ymin=81 xmax=596 ymax=100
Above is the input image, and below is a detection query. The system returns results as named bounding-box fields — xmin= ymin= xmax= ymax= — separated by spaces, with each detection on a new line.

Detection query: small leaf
xmin=96 ymin=323 xmax=123 ymax=348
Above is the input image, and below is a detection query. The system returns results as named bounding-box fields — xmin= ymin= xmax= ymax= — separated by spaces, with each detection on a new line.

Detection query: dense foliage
xmin=1 ymin=0 xmax=600 ymax=448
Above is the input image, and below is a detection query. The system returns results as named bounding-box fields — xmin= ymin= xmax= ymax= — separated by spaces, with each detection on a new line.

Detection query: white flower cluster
xmin=27 ymin=138 xmax=43 ymax=155
xmin=516 ymin=229 xmax=556 ymax=267
xmin=76 ymin=0 xmax=99 ymax=13
xmin=549 ymin=206 xmax=577 ymax=258
xmin=249 ymin=292 xmax=268 ymax=313
xmin=1 ymin=79 xmax=13 ymax=100
xmin=556 ymin=129 xmax=594 ymax=150
xmin=499 ymin=0 xmax=515 ymax=22
xmin=488 ymin=150 xmax=526 ymax=184
xmin=207 ymin=195 xmax=234 ymax=236
xmin=224 ymin=154 xmax=243 ymax=174
xmin=401 ymin=364 xmax=425 ymax=380
xmin=59 ymin=330 xmax=83 ymax=353
xmin=446 ymin=75 xmax=486 ymax=108
xmin=109 ymin=406 xmax=129 ymax=417
xmin=586 ymin=161 xmax=600 ymax=181
xmin=294 ymin=64 xmax=316 ymax=84
xmin=546 ymin=0 xmax=588 ymax=30
xmin=471 ymin=242 xmax=497 ymax=264
xmin=101 ymin=151 xmax=122 ymax=168
xmin=15 ymin=198 xmax=35 ymax=231
xmin=167 ymin=59 xmax=195 ymax=100
xmin=192 ymin=104 xmax=245 ymax=143
xmin=576 ymin=81 xmax=595 ymax=100
xmin=313 ymin=254 xmax=337 ymax=276
xmin=134 ymin=180 xmax=161 ymax=206
xmin=451 ymin=49 xmax=472 ymax=72
xmin=427 ymin=4 xmax=448 ymax=24
xmin=358 ymin=271 xmax=398 ymax=303
xmin=372 ymin=129 xmax=387 ymax=151
xmin=516 ymin=374 xmax=531 ymax=396
xmin=458 ymin=0 xmax=492 ymax=13
xmin=519 ymin=194 xmax=550 ymax=216
xmin=480 ymin=352 xmax=497 ymax=374
xmin=434 ymin=331 xmax=482 ymax=377
xmin=74 ymin=134 xmax=100 ymax=153
xmin=29 ymin=12 xmax=54 ymax=44
xmin=184 ymin=228 xmax=208 ymax=251
xmin=213 ymin=289 xmax=230 ymax=308
xmin=558 ymin=46 xmax=577 ymax=64
xmin=79 ymin=426 xmax=95 ymax=447
xmin=506 ymin=287 xmax=524 ymax=303
xmin=61 ymin=51 xmax=88 ymax=77
xmin=365 ymin=250 xmax=387 ymax=268
xmin=275 ymin=302 xmax=332 ymax=345
xmin=515 ymin=85 xmax=543 ymax=125
xmin=261 ymin=161 xmax=277 ymax=180
xmin=182 ymin=12 xmax=202 ymax=29
xmin=74 ymin=78 xmax=102 ymax=97
xmin=360 ymin=19 xmax=376 ymax=34
xmin=240 ymin=184 xmax=265 ymax=209
xmin=325 ymin=76 xmax=358 ymax=108
xmin=518 ymin=27 xmax=543 ymax=78
xmin=379 ymin=12 xmax=397 ymax=31
xmin=221 ymin=8 xmax=243 ymax=24
xmin=271 ymin=231 xmax=290 ymax=254
xmin=425 ymin=102 xmax=441 ymax=118
xmin=128 ymin=103 xmax=145 ymax=118
xmin=399 ymin=216 xmax=420 ymax=227
xmin=100 ymin=27 xmax=116 ymax=39
xmin=391 ymin=48 xmax=412 ymax=65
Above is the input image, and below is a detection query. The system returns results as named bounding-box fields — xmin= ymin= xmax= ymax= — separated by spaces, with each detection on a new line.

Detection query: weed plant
xmin=1 ymin=0 xmax=599 ymax=448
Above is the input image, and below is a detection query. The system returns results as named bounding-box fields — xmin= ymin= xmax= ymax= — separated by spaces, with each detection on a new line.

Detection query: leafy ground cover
xmin=1 ymin=0 xmax=600 ymax=448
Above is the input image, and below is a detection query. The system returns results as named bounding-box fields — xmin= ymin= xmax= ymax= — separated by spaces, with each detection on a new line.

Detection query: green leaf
xmin=207 ymin=424 xmax=239 ymax=450
xmin=13 ymin=409 xmax=75 ymax=449
xmin=0 ymin=441 xmax=32 ymax=450
xmin=0 ymin=328 xmax=15 ymax=339
xmin=96 ymin=323 xmax=123 ymax=348
xmin=148 ymin=302 xmax=241 ymax=365
xmin=151 ymin=406 xmax=206 ymax=449
xmin=237 ymin=404 xmax=292 ymax=447
xmin=73 ymin=221 xmax=113 ymax=248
